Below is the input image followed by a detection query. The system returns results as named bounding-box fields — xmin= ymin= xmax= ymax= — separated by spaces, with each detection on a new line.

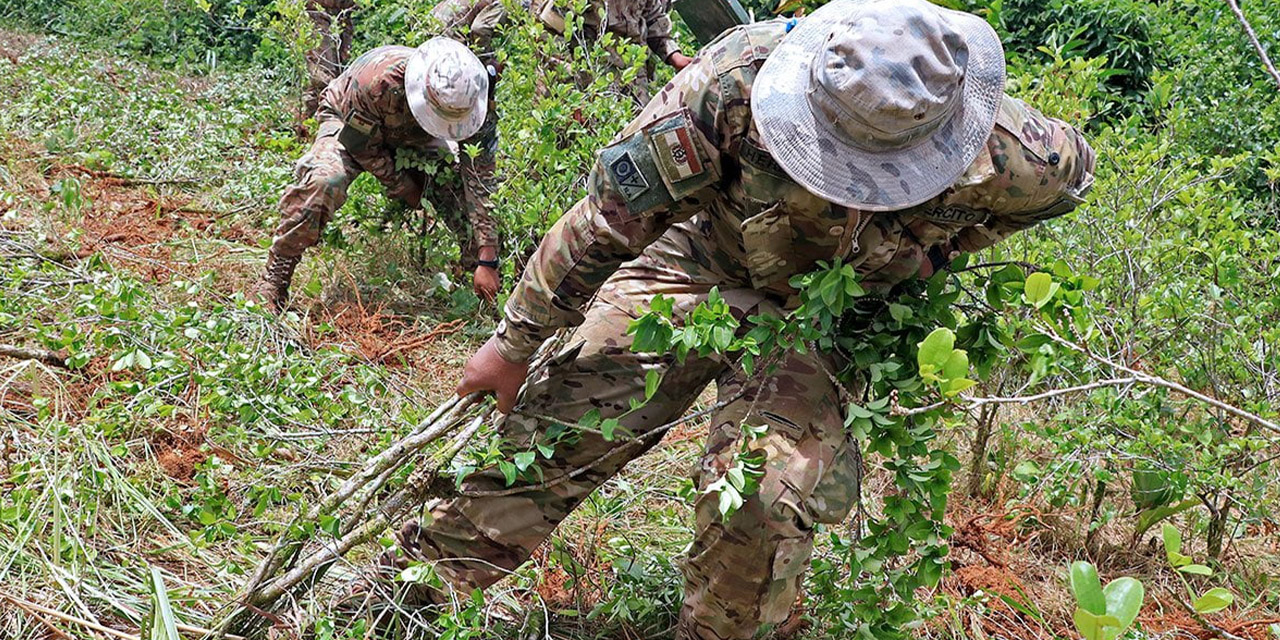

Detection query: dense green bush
xmin=986 ymin=0 xmax=1156 ymax=98
xmin=0 ymin=0 xmax=285 ymax=67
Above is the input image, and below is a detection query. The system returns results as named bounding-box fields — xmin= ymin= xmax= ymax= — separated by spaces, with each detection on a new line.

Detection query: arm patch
xmin=337 ymin=110 xmax=377 ymax=151
xmin=644 ymin=109 xmax=718 ymax=200
xmin=599 ymin=130 xmax=675 ymax=215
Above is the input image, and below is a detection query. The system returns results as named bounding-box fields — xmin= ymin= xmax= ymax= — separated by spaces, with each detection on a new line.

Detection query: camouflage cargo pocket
xmin=761 ymin=535 xmax=815 ymax=622
xmin=741 ymin=202 xmax=794 ymax=289
xmin=805 ymin=436 xmax=861 ymax=525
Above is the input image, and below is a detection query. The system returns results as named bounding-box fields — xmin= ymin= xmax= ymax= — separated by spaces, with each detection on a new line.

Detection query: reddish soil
xmin=151 ymin=423 xmax=209 ymax=482
xmin=935 ymin=494 xmax=1280 ymax=640
xmin=55 ymin=165 xmax=259 ymax=274
xmin=529 ymin=522 xmax=611 ymax=613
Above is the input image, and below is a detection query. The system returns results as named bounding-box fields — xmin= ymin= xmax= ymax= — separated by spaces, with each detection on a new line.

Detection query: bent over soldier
xmin=252 ymin=37 xmax=501 ymax=310
xmin=368 ymin=1 xmax=1095 ymax=638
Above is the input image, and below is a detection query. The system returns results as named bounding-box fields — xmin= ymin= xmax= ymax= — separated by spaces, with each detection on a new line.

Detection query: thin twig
xmin=6 ymin=599 xmax=74 ymax=640
xmin=0 ymin=592 xmax=136 ymax=640
xmin=1044 ymin=329 xmax=1280 ymax=437
xmin=1225 ymin=0 xmax=1280 ymax=90
xmin=229 ymin=394 xmax=478 ymax=602
xmin=899 ymin=377 xmax=1142 ymax=416
xmin=1160 ymin=582 xmax=1251 ymax=640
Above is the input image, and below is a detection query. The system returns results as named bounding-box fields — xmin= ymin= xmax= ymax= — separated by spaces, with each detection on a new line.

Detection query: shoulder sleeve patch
xmin=338 ymin=111 xmax=377 ymax=151
xmin=644 ymin=108 xmax=719 ymax=201
xmin=598 ymin=129 xmax=675 ymax=215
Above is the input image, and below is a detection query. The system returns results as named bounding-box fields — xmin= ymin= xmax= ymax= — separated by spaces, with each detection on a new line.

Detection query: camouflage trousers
xmin=397 ymin=274 xmax=862 ymax=640
xmin=270 ymin=120 xmax=488 ymax=269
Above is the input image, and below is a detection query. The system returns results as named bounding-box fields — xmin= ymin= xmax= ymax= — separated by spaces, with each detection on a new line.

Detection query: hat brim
xmin=406 ymin=37 xmax=488 ymax=142
xmin=751 ymin=0 xmax=1005 ymax=211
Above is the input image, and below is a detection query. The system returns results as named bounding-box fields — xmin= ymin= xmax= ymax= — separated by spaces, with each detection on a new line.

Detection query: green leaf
xmin=1015 ymin=333 xmax=1052 ymax=351
xmin=727 ymin=467 xmax=745 ymax=491
xmin=513 ymin=451 xmax=536 ymax=472
xmin=1133 ymin=500 xmax=1198 ymax=539
xmin=498 ymin=460 xmax=517 ymax=486
xmin=1177 ymin=564 xmax=1213 ymax=576
xmin=318 ymin=514 xmax=340 ymax=537
xmin=644 ymin=369 xmax=661 ymax=401
xmin=1070 ymin=561 xmax=1106 ymax=615
xmin=942 ymin=377 xmax=978 ymax=396
xmin=1023 ymin=272 xmax=1055 ymax=307
xmin=1162 ymin=524 xmax=1187 ymax=567
xmin=1102 ymin=577 xmax=1145 ymax=640
xmin=1192 ymin=587 xmax=1233 ymax=614
xmin=399 ymin=562 xmax=440 ymax=587
xmin=600 ymin=417 xmax=619 ymax=441
xmin=146 ymin=567 xmax=182 ymax=640
xmin=1073 ymin=608 xmax=1122 ymax=640
xmin=917 ymin=328 xmax=956 ymax=369
xmin=941 ymin=349 xmax=970 ymax=380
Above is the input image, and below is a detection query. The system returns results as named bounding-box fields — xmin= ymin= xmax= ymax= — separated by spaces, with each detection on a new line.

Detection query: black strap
xmin=477 ymin=258 xmax=499 ymax=269
xmin=927 ymin=242 xmax=954 ymax=273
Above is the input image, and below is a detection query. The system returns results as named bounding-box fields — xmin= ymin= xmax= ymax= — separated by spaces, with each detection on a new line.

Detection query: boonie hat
xmin=753 ymin=0 xmax=1005 ymax=211
xmin=406 ymin=37 xmax=489 ymax=141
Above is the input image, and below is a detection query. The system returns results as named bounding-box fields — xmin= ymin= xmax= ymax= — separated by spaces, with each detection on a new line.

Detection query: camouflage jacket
xmin=494 ymin=19 xmax=1096 ymax=362
xmin=537 ymin=0 xmax=680 ymax=61
xmin=317 ymin=45 xmax=499 ymax=248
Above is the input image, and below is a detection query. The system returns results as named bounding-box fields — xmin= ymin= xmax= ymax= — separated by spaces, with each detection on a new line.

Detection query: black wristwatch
xmin=477 ymin=259 xmax=499 ymax=269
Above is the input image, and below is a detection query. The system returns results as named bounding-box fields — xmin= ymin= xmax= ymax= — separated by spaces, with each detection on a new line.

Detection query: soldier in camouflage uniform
xmin=253 ymin=37 xmax=502 ymax=309
xmin=375 ymin=1 xmax=1095 ymax=638
xmin=427 ymin=0 xmax=511 ymax=64
xmin=535 ymin=0 xmax=692 ymax=102
xmin=303 ymin=0 xmax=357 ymax=118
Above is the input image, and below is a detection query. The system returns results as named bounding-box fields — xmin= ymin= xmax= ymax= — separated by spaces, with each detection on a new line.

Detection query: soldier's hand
xmin=667 ymin=52 xmax=694 ymax=71
xmin=457 ymin=336 xmax=528 ymax=414
xmin=473 ymin=265 xmax=499 ymax=301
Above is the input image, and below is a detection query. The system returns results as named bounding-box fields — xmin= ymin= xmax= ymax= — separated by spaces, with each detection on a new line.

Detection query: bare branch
xmin=899 ymin=377 xmax=1143 ymax=417
xmin=1044 ymin=330 xmax=1280 ymax=438
xmin=0 ymin=343 xmax=68 ymax=368
xmin=1226 ymin=0 xmax=1280 ymax=90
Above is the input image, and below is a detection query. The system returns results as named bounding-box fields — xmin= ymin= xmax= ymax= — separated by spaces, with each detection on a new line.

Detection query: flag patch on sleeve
xmin=644 ymin=109 xmax=718 ymax=200
xmin=652 ymin=126 xmax=703 ymax=181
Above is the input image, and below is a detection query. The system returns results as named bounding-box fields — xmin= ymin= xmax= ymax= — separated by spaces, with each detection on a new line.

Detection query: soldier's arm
xmin=430 ymin=0 xmax=505 ymax=58
xmin=339 ymin=56 xmax=425 ymax=204
xmin=644 ymin=0 xmax=681 ymax=62
xmin=468 ymin=0 xmax=506 ymax=56
xmin=952 ymin=99 xmax=1096 ymax=255
xmin=493 ymin=59 xmax=728 ymax=362
xmin=459 ymin=110 xmax=500 ymax=251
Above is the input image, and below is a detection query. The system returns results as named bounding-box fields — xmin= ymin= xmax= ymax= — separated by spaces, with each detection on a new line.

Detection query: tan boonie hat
xmin=406 ymin=37 xmax=489 ymax=141
xmin=753 ymin=0 xmax=1005 ymax=211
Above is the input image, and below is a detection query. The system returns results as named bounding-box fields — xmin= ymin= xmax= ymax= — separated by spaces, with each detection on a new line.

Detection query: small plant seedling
xmin=1161 ymin=524 xmax=1235 ymax=614
xmin=1069 ymin=561 xmax=1145 ymax=640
